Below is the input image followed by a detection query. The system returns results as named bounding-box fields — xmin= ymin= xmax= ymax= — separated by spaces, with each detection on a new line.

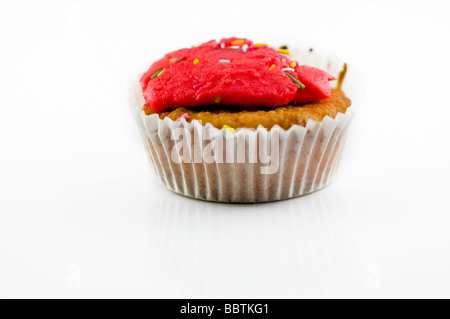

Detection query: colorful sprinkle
xmin=227 ymin=46 xmax=241 ymax=50
xmin=156 ymin=68 xmax=165 ymax=77
xmin=176 ymin=113 xmax=189 ymax=122
xmin=268 ymin=64 xmax=276 ymax=70
xmin=220 ymin=42 xmax=226 ymax=49
xmin=215 ymin=96 xmax=222 ymax=104
xmin=254 ymin=43 xmax=268 ymax=47
xmin=277 ymin=53 xmax=290 ymax=59
xmin=278 ymin=48 xmax=290 ymax=55
xmin=193 ymin=83 xmax=204 ymax=89
xmin=289 ymin=61 xmax=297 ymax=68
xmin=151 ymin=69 xmax=164 ymax=79
xmin=281 ymin=68 xmax=295 ymax=72
xmin=232 ymin=39 xmax=245 ymax=45
xmin=223 ymin=125 xmax=236 ymax=133
xmin=242 ymin=44 xmax=249 ymax=52
xmin=169 ymin=58 xmax=179 ymax=63
xmin=193 ymin=59 xmax=200 ymax=65
xmin=219 ymin=59 xmax=231 ymax=63
xmin=285 ymin=72 xmax=305 ymax=89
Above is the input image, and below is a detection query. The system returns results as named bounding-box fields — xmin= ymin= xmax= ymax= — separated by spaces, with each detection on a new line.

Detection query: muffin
xmin=130 ymin=37 xmax=355 ymax=203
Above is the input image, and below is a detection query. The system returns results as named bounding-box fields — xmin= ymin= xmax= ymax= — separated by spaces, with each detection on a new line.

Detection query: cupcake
xmin=130 ymin=37 xmax=355 ymax=203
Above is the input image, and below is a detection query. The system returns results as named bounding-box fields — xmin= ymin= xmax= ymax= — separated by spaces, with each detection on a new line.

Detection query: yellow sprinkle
xmin=269 ymin=64 xmax=276 ymax=70
xmin=254 ymin=43 xmax=268 ymax=47
xmin=193 ymin=59 xmax=200 ymax=65
xmin=156 ymin=69 xmax=165 ymax=77
xmin=223 ymin=125 xmax=236 ymax=134
xmin=215 ymin=96 xmax=222 ymax=104
xmin=232 ymin=39 xmax=245 ymax=45
xmin=170 ymin=59 xmax=176 ymax=63
xmin=289 ymin=61 xmax=297 ymax=68
xmin=278 ymin=48 xmax=290 ymax=55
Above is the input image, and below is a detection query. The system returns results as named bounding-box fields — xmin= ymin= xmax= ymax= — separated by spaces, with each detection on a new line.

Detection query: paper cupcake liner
xmin=129 ymin=48 xmax=358 ymax=203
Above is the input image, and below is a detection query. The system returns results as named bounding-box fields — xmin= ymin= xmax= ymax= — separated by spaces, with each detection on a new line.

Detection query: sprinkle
xmin=220 ymin=42 xmax=226 ymax=49
xmin=151 ymin=69 xmax=164 ymax=79
xmin=169 ymin=58 xmax=179 ymax=63
xmin=193 ymin=83 xmax=204 ymax=89
xmin=215 ymin=96 xmax=222 ymax=104
xmin=277 ymin=53 xmax=290 ymax=59
xmin=176 ymin=113 xmax=189 ymax=122
xmin=242 ymin=44 xmax=249 ymax=52
xmin=232 ymin=39 xmax=245 ymax=45
xmin=278 ymin=48 xmax=290 ymax=55
xmin=219 ymin=59 xmax=231 ymax=63
xmin=290 ymin=61 xmax=297 ymax=68
xmin=223 ymin=125 xmax=236 ymax=134
xmin=279 ymin=45 xmax=289 ymax=50
xmin=281 ymin=68 xmax=295 ymax=72
xmin=285 ymin=72 xmax=305 ymax=89
xmin=268 ymin=64 xmax=276 ymax=70
xmin=193 ymin=59 xmax=200 ymax=65
xmin=227 ymin=46 xmax=241 ymax=50
xmin=254 ymin=43 xmax=268 ymax=47
xmin=156 ymin=68 xmax=165 ymax=77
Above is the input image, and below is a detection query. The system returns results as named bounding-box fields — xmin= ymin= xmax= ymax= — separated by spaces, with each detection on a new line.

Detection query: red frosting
xmin=141 ymin=37 xmax=335 ymax=113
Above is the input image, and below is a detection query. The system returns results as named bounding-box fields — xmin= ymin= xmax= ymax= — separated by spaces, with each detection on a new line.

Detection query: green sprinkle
xmin=285 ymin=72 xmax=305 ymax=89
xmin=151 ymin=69 xmax=164 ymax=79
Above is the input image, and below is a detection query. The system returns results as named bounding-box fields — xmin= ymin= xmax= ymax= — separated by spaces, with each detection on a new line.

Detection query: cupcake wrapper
xmin=129 ymin=48 xmax=358 ymax=203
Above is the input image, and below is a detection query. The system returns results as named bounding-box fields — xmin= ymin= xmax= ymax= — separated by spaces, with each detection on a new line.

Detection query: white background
xmin=1 ymin=0 xmax=450 ymax=298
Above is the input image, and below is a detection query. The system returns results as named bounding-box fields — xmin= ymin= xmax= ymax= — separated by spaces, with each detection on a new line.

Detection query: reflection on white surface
xmin=140 ymin=188 xmax=367 ymax=298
